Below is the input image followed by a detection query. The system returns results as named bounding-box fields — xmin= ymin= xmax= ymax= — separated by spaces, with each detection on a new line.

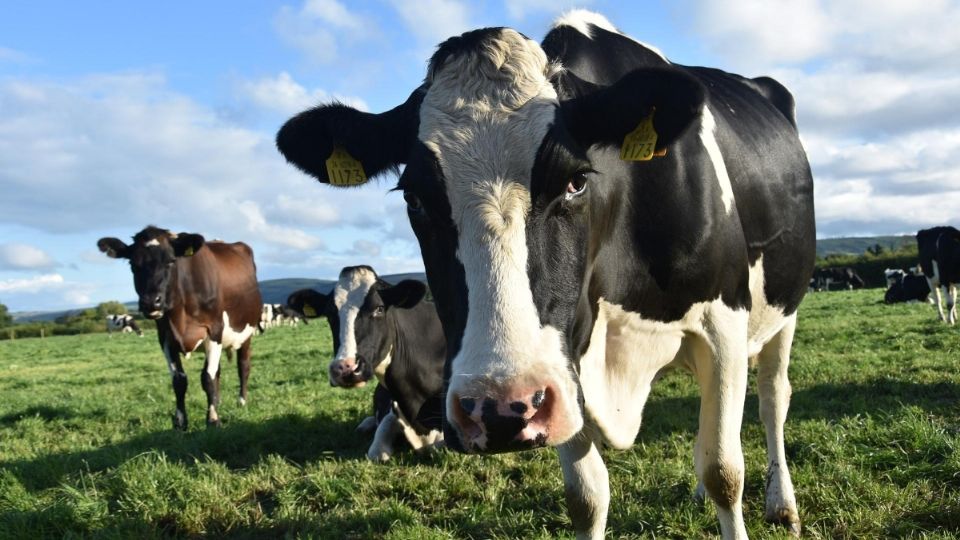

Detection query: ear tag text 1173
xmin=620 ymin=110 xmax=660 ymax=162
xmin=325 ymin=147 xmax=368 ymax=186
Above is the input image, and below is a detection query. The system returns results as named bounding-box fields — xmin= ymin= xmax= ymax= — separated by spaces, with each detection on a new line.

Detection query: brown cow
xmin=98 ymin=226 xmax=262 ymax=429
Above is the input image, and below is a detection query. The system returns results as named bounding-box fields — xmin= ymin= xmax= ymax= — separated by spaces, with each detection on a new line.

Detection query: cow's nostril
xmin=510 ymin=401 xmax=528 ymax=415
xmin=532 ymin=389 xmax=546 ymax=409
xmin=459 ymin=397 xmax=476 ymax=416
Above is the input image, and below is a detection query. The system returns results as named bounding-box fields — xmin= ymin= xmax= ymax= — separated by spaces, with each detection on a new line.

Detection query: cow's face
xmin=98 ymin=226 xmax=205 ymax=319
xmin=277 ymin=28 xmax=704 ymax=453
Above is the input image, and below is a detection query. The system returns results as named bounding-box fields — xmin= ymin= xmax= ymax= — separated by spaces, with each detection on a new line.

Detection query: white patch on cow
xmin=552 ymin=10 xmax=669 ymax=64
xmin=421 ymin=28 xmax=583 ymax=446
xmin=331 ymin=268 xmax=378 ymax=364
xmin=373 ymin=347 xmax=393 ymax=384
xmin=220 ymin=311 xmax=255 ymax=350
xmin=204 ymin=339 xmax=223 ymax=380
xmin=393 ymin=402 xmax=444 ymax=451
xmin=558 ymin=432 xmax=609 ymax=539
xmin=367 ymin=410 xmax=400 ymax=462
xmin=699 ymin=106 xmax=734 ymax=214
xmin=144 ymin=239 xmax=161 ymax=247
xmin=746 ymin=255 xmax=787 ymax=357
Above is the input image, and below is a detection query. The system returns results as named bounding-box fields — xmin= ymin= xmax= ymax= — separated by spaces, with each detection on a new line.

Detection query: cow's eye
xmin=565 ymin=172 xmax=588 ymax=201
xmin=372 ymin=305 xmax=385 ymax=317
xmin=403 ymin=192 xmax=424 ymax=214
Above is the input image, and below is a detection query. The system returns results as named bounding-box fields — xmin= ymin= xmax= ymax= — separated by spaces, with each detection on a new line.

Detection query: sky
xmin=1 ymin=0 xmax=959 ymax=312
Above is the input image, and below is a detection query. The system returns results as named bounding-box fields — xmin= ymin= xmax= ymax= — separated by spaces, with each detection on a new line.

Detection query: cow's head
xmin=288 ymin=267 xmax=427 ymax=388
xmin=98 ymin=226 xmax=205 ymax=319
xmin=277 ymin=28 xmax=705 ymax=453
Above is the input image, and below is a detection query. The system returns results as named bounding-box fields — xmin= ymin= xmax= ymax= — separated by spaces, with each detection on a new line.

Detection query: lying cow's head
xmin=277 ymin=28 xmax=704 ymax=453
xmin=98 ymin=226 xmax=205 ymax=319
xmin=288 ymin=266 xmax=428 ymax=388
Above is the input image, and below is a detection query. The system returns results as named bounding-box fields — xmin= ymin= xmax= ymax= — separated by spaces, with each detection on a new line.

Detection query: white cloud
xmin=0 ymin=243 xmax=57 ymax=270
xmin=274 ymin=0 xmax=368 ymax=64
xmin=0 ymin=273 xmax=64 ymax=293
xmin=388 ymin=0 xmax=473 ymax=44
xmin=347 ymin=239 xmax=381 ymax=257
xmin=238 ymin=72 xmax=367 ymax=115
xmin=505 ymin=0 xmax=596 ymax=20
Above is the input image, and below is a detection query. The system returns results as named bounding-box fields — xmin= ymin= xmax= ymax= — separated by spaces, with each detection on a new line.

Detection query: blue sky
xmin=1 ymin=0 xmax=959 ymax=311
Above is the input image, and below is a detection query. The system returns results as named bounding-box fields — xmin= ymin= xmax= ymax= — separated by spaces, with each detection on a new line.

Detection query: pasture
xmin=1 ymin=289 xmax=958 ymax=539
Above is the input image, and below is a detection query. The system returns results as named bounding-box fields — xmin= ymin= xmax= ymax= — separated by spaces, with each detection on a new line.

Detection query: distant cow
xmin=917 ymin=226 xmax=960 ymax=323
xmin=883 ymin=269 xmax=931 ymax=304
xmin=105 ymin=314 xmax=143 ymax=337
xmin=287 ymin=265 xmax=444 ymax=461
xmin=260 ymin=303 xmax=306 ymax=331
xmin=98 ymin=226 xmax=262 ymax=429
xmin=812 ymin=267 xmax=865 ymax=291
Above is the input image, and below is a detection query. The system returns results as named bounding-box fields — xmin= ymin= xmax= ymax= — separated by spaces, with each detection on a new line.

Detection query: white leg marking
xmin=367 ymin=410 xmax=401 ymax=462
xmin=757 ymin=314 xmax=801 ymax=534
xmin=929 ymin=262 xmax=945 ymax=321
xmin=558 ymin=431 xmax=609 ymax=540
xmin=392 ymin=403 xmax=444 ymax=452
xmin=204 ymin=339 xmax=223 ymax=424
xmin=948 ymin=284 xmax=957 ymax=324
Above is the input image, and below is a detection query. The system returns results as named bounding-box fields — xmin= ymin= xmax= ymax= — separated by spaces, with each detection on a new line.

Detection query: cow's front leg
xmin=164 ymin=345 xmax=189 ymax=430
xmin=558 ymin=430 xmax=609 ymax=540
xmin=236 ymin=338 xmax=252 ymax=406
xmin=757 ymin=315 xmax=800 ymax=536
xmin=367 ymin=410 xmax=402 ymax=462
xmin=694 ymin=305 xmax=749 ymax=540
xmin=202 ymin=339 xmax=223 ymax=427
xmin=947 ymin=284 xmax=957 ymax=324
xmin=927 ymin=278 xmax=945 ymax=321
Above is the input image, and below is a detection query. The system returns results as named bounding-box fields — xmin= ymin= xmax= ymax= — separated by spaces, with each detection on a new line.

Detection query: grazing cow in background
xmin=917 ymin=226 xmax=960 ymax=323
xmin=287 ymin=266 xmax=445 ymax=461
xmin=105 ymin=314 xmax=143 ymax=337
xmin=883 ymin=269 xmax=932 ymax=304
xmin=277 ymin=11 xmax=815 ymax=538
xmin=261 ymin=303 xmax=305 ymax=331
xmin=812 ymin=267 xmax=865 ymax=291
xmin=98 ymin=226 xmax=262 ymax=429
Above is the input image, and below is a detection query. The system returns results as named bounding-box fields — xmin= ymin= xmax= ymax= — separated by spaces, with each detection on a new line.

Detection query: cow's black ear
xmin=559 ymin=67 xmax=706 ymax=153
xmin=97 ymin=237 xmax=130 ymax=259
xmin=286 ymin=289 xmax=331 ymax=318
xmin=276 ymin=86 xmax=426 ymax=187
xmin=380 ymin=280 xmax=427 ymax=309
xmin=171 ymin=233 xmax=205 ymax=257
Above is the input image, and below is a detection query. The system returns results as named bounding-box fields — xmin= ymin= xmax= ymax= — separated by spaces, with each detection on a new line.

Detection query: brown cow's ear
xmin=275 ymin=86 xmax=426 ymax=187
xmin=97 ymin=237 xmax=130 ymax=259
xmin=380 ymin=280 xmax=427 ymax=309
xmin=171 ymin=233 xmax=205 ymax=257
xmin=559 ymin=67 xmax=705 ymax=155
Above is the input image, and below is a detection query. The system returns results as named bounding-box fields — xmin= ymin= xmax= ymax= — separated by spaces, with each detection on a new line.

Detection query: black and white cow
xmin=260 ymin=303 xmax=306 ymax=331
xmin=105 ymin=313 xmax=143 ymax=336
xmin=286 ymin=266 xmax=445 ymax=461
xmin=917 ymin=226 xmax=960 ymax=323
xmin=883 ymin=269 xmax=931 ymax=304
xmin=98 ymin=226 xmax=262 ymax=429
xmin=811 ymin=267 xmax=864 ymax=291
xmin=277 ymin=11 xmax=815 ymax=538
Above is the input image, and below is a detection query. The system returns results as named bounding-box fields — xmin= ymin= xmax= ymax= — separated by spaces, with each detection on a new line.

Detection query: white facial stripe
xmin=699 ymin=106 xmax=734 ymax=214
xmin=421 ymin=28 xmax=582 ymax=443
xmin=332 ymin=268 xmax=378 ymax=361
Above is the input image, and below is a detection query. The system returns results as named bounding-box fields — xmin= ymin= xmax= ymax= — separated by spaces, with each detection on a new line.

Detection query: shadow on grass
xmin=2 ymin=412 xmax=366 ymax=492
xmin=641 ymin=378 xmax=960 ymax=438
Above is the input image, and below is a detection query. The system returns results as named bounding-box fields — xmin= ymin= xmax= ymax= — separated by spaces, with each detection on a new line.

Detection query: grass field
xmin=1 ymin=289 xmax=958 ymax=539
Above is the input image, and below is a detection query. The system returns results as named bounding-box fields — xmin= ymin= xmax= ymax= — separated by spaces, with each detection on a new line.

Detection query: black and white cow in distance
xmin=98 ymin=226 xmax=262 ymax=430
xmin=917 ymin=226 xmax=960 ymax=323
xmin=286 ymin=266 xmax=445 ymax=461
xmin=883 ymin=268 xmax=931 ymax=304
xmin=811 ymin=266 xmax=865 ymax=291
xmin=106 ymin=313 xmax=143 ymax=336
xmin=260 ymin=303 xmax=306 ymax=331
xmin=276 ymin=11 xmax=814 ymax=538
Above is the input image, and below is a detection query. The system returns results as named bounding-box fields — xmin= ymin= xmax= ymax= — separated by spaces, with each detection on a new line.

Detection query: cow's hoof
xmin=692 ymin=481 xmax=706 ymax=505
xmin=765 ymin=507 xmax=801 ymax=537
xmin=172 ymin=412 xmax=188 ymax=431
xmin=237 ymin=396 xmax=247 ymax=407
xmin=206 ymin=418 xmax=222 ymax=428
xmin=366 ymin=448 xmax=392 ymax=463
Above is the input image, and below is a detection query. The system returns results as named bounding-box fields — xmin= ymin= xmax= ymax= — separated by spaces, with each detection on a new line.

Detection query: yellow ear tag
xmin=302 ymin=304 xmax=317 ymax=317
xmin=325 ymin=146 xmax=368 ymax=186
xmin=620 ymin=110 xmax=659 ymax=162
xmin=184 ymin=246 xmax=194 ymax=257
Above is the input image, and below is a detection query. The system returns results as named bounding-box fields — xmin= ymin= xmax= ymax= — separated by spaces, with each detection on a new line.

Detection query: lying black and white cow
xmin=287 ymin=266 xmax=444 ymax=461
xmin=917 ymin=226 xmax=960 ymax=323
xmin=883 ymin=269 xmax=931 ymax=304
xmin=277 ymin=11 xmax=815 ymax=538
xmin=811 ymin=266 xmax=865 ymax=291
xmin=106 ymin=314 xmax=143 ymax=337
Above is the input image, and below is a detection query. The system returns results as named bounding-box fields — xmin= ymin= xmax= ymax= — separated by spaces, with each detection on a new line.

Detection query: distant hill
xmin=816 ymin=235 xmax=914 ymax=257
xmin=12 ymin=272 xmax=429 ymax=322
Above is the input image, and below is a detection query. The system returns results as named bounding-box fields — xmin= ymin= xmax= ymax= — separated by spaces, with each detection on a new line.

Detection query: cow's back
xmin=181 ymin=242 xmax=262 ymax=330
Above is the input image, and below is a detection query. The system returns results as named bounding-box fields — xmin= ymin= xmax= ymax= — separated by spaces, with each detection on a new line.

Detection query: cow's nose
xmin=328 ymin=357 xmax=365 ymax=387
xmin=449 ymin=388 xmax=552 ymax=453
xmin=153 ymin=295 xmax=163 ymax=308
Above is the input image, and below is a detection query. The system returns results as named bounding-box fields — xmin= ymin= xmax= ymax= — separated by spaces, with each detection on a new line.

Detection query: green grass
xmin=1 ymin=290 xmax=958 ymax=538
